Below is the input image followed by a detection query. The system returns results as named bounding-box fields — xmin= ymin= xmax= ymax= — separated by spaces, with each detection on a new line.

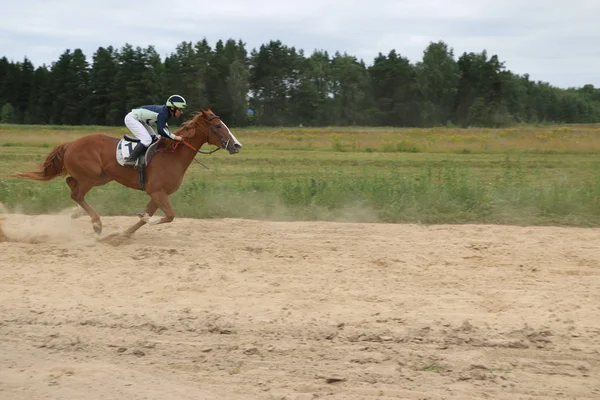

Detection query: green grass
xmin=2 ymin=123 xmax=600 ymax=226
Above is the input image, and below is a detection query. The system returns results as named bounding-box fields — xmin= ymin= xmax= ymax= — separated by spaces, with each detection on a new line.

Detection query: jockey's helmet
xmin=166 ymin=94 xmax=187 ymax=110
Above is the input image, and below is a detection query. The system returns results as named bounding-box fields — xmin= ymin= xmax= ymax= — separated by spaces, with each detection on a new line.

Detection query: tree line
xmin=1 ymin=39 xmax=599 ymax=127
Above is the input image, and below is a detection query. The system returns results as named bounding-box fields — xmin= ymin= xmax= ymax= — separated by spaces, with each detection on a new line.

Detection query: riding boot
xmin=124 ymin=144 xmax=148 ymax=164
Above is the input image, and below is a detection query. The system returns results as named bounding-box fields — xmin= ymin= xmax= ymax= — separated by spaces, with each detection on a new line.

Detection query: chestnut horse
xmin=10 ymin=109 xmax=241 ymax=237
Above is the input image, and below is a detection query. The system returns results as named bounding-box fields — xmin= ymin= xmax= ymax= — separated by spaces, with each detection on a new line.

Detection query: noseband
xmin=204 ymin=115 xmax=232 ymax=153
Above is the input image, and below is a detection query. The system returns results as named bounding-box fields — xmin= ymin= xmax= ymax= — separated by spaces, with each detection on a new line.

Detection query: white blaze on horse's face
xmin=221 ymin=121 xmax=242 ymax=154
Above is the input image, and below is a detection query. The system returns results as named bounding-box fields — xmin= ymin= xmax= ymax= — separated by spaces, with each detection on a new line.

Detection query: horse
xmin=9 ymin=109 xmax=242 ymax=237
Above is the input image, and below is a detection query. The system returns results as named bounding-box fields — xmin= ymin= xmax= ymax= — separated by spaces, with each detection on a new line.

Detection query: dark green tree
xmin=368 ymin=50 xmax=419 ymax=126
xmin=89 ymin=46 xmax=118 ymax=125
xmin=209 ymin=39 xmax=249 ymax=122
xmin=49 ymin=49 xmax=74 ymax=124
xmin=249 ymin=40 xmax=306 ymax=125
xmin=227 ymin=59 xmax=250 ymax=126
xmin=0 ymin=57 xmax=10 ymax=106
xmin=288 ymin=50 xmax=332 ymax=126
xmin=416 ymin=41 xmax=460 ymax=126
xmin=62 ymin=49 xmax=90 ymax=125
xmin=25 ymin=65 xmax=51 ymax=124
xmin=1 ymin=37 xmax=599 ymax=127
xmin=329 ymin=52 xmax=373 ymax=125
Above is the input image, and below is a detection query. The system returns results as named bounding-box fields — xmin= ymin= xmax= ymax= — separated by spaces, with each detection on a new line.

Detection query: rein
xmin=179 ymin=139 xmax=221 ymax=155
xmin=170 ymin=140 xmax=212 ymax=170
xmin=170 ymin=115 xmax=227 ymax=170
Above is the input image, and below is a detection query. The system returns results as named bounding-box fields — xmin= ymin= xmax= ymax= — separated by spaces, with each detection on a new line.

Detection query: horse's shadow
xmin=96 ymin=232 xmax=135 ymax=246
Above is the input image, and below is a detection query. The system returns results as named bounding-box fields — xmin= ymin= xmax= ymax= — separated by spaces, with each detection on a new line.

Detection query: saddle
xmin=116 ymin=136 xmax=160 ymax=191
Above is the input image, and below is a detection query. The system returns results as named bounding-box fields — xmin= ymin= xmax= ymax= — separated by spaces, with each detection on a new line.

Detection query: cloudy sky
xmin=1 ymin=0 xmax=598 ymax=88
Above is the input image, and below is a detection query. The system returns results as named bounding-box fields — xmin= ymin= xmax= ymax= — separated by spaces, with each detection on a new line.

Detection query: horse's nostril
xmin=234 ymin=143 xmax=242 ymax=149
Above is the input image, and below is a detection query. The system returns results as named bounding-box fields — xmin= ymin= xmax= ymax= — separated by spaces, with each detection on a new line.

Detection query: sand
xmin=0 ymin=212 xmax=599 ymax=399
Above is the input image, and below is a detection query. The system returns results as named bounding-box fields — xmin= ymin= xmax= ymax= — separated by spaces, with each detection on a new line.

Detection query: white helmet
xmin=166 ymin=94 xmax=187 ymax=109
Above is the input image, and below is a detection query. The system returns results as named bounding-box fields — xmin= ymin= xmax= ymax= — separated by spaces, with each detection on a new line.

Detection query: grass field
xmin=1 ymin=123 xmax=600 ymax=226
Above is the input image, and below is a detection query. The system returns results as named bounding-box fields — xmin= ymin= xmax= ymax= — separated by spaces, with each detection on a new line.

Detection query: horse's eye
xmin=216 ymin=124 xmax=222 ymax=129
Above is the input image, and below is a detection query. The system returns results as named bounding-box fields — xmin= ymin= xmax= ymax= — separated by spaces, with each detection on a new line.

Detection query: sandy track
xmin=0 ymin=213 xmax=599 ymax=399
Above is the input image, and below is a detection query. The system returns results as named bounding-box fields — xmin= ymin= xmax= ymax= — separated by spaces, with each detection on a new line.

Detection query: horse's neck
xmin=167 ymin=122 xmax=208 ymax=171
xmin=176 ymin=132 xmax=207 ymax=170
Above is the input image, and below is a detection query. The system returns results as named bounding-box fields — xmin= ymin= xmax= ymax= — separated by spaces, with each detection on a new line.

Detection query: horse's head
xmin=182 ymin=109 xmax=242 ymax=154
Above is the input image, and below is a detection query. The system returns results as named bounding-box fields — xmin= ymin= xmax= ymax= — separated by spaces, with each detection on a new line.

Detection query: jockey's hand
xmin=174 ymin=135 xmax=183 ymax=141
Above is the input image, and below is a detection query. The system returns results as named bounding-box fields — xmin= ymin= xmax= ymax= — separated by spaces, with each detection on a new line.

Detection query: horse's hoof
xmin=93 ymin=224 xmax=102 ymax=235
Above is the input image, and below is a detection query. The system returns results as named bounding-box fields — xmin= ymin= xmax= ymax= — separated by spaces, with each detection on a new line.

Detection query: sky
xmin=1 ymin=0 xmax=598 ymax=89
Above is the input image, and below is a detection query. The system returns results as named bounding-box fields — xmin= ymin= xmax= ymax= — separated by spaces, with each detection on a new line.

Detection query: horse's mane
xmin=175 ymin=109 xmax=213 ymax=139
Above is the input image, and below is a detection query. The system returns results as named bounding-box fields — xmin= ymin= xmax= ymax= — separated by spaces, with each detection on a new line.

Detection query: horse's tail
xmin=11 ymin=142 xmax=70 ymax=181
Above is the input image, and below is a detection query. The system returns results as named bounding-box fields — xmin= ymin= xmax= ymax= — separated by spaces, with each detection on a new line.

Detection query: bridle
xmin=179 ymin=114 xmax=230 ymax=155
xmin=169 ymin=114 xmax=231 ymax=169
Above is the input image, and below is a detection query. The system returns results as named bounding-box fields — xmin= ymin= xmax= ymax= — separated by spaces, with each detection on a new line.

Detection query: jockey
xmin=123 ymin=95 xmax=187 ymax=164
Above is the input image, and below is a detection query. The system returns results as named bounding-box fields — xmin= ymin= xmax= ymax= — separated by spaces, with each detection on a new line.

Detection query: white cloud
xmin=0 ymin=0 xmax=598 ymax=88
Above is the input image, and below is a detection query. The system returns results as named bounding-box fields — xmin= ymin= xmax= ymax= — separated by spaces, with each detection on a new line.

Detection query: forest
xmin=1 ymin=39 xmax=599 ymax=127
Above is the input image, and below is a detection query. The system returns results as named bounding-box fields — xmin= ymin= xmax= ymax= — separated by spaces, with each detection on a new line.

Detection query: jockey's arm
xmin=156 ymin=111 xmax=177 ymax=140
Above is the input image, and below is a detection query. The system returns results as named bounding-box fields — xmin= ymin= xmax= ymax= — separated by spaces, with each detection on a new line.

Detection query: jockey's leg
xmin=124 ymin=113 xmax=152 ymax=162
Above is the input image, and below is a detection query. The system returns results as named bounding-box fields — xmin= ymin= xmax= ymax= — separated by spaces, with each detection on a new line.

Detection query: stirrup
xmin=124 ymin=156 xmax=138 ymax=165
xmin=135 ymin=157 xmax=145 ymax=169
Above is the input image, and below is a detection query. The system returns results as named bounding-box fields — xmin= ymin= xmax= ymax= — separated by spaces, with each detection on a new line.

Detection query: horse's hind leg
xmin=66 ymin=177 xmax=103 ymax=234
xmin=71 ymin=176 xmax=111 ymax=219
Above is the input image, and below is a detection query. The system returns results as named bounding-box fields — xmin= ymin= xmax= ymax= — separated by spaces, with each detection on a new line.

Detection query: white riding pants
xmin=124 ymin=112 xmax=155 ymax=147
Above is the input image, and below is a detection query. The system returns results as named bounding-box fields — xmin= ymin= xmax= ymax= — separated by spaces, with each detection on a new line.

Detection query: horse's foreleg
xmin=124 ymin=200 xmax=158 ymax=236
xmin=144 ymin=191 xmax=176 ymax=226
xmin=66 ymin=177 xmax=102 ymax=234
